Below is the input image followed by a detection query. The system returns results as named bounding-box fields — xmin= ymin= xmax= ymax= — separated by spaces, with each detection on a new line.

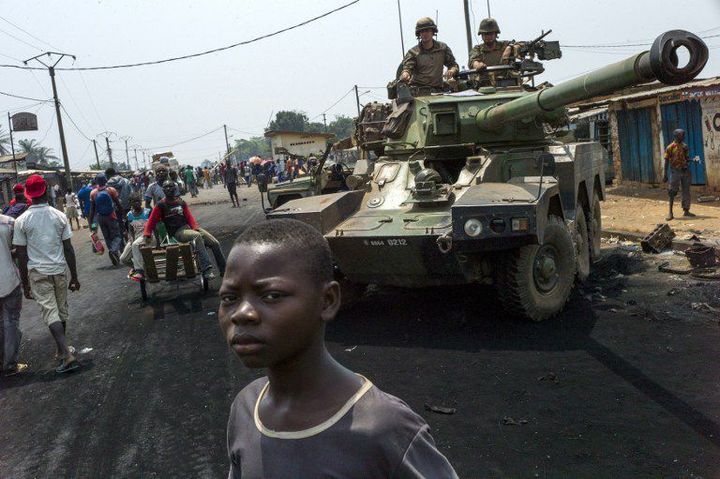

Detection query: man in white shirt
xmin=13 ymin=174 xmax=81 ymax=374
xmin=0 ymin=212 xmax=26 ymax=376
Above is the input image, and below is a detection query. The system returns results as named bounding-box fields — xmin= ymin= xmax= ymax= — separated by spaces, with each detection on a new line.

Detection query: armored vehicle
xmin=268 ymin=30 xmax=708 ymax=321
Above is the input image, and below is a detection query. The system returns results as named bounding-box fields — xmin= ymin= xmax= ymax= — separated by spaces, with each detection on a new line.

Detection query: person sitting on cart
xmin=143 ymin=180 xmax=226 ymax=280
xmin=120 ymin=194 xmax=151 ymax=282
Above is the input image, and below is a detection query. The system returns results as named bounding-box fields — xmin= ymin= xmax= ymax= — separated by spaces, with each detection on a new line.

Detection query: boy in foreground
xmin=218 ymin=219 xmax=458 ymax=478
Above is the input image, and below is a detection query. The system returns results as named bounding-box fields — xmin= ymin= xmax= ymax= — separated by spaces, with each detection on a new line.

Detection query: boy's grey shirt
xmin=227 ymin=377 xmax=459 ymax=479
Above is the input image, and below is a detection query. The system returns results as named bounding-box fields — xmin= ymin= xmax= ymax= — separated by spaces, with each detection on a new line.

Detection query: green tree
xmin=267 ymin=110 xmax=308 ymax=132
xmin=18 ymin=139 xmax=59 ymax=166
xmin=327 ymin=115 xmax=354 ymax=140
xmin=233 ymin=136 xmax=271 ymax=160
xmin=0 ymin=126 xmax=11 ymax=155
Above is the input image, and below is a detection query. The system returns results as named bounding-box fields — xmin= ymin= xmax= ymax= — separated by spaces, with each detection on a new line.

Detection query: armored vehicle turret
xmin=268 ymin=30 xmax=708 ymax=321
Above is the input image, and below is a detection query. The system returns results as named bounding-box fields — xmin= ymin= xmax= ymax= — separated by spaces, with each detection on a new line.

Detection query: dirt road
xmin=1 ymin=192 xmax=719 ymax=478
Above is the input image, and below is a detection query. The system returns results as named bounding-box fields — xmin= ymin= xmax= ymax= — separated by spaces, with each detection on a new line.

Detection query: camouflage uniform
xmin=468 ymin=40 xmax=511 ymax=69
xmin=468 ymin=41 xmax=516 ymax=86
xmin=401 ymin=40 xmax=459 ymax=90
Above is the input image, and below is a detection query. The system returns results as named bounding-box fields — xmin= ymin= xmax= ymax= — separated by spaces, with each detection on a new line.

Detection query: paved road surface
xmin=1 ymin=192 xmax=719 ymax=478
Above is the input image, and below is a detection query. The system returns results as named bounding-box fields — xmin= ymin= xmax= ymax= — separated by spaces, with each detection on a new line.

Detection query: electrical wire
xmin=0 ymin=100 xmax=47 ymax=115
xmin=0 ymin=26 xmax=42 ymax=51
xmin=0 ymin=90 xmax=51 ymax=102
xmin=60 ymin=104 xmax=93 ymax=141
xmin=0 ymin=14 xmax=62 ymax=51
xmin=0 ymin=1 xmax=359 ymax=72
xmin=37 ymin=112 xmax=56 ymax=144
xmin=562 ymin=33 xmax=720 ymax=48
xmin=144 ymin=126 xmax=224 ymax=150
xmin=310 ymin=86 xmax=355 ymax=120
xmin=77 ymin=70 xmax=107 ymax=131
xmin=58 ymin=74 xmax=97 ymax=133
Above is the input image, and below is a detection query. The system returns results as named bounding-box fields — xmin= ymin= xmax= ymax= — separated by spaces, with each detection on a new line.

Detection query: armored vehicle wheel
xmin=590 ymin=192 xmax=602 ymax=262
xmin=496 ymin=215 xmax=576 ymax=321
xmin=574 ymin=208 xmax=591 ymax=282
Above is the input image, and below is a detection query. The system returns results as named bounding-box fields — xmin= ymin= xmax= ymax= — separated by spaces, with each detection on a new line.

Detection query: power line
xmin=0 ymin=25 xmax=42 ymax=51
xmin=144 ymin=126 xmax=224 ymax=150
xmin=58 ymin=74 xmax=97 ymax=133
xmin=310 ymin=86 xmax=355 ymax=120
xmin=60 ymin=104 xmax=93 ymax=141
xmin=77 ymin=70 xmax=107 ymax=131
xmin=0 ymin=90 xmax=51 ymax=102
xmin=0 ymin=14 xmax=62 ymax=51
xmin=0 ymin=1 xmax=359 ymax=72
xmin=562 ymin=33 xmax=720 ymax=48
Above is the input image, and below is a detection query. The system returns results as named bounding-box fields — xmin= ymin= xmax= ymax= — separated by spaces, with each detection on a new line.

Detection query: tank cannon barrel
xmin=476 ymin=30 xmax=708 ymax=130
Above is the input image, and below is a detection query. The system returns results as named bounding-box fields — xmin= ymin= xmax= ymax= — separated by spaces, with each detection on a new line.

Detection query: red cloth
xmin=144 ymin=199 xmax=199 ymax=237
xmin=9 ymin=197 xmax=32 ymax=206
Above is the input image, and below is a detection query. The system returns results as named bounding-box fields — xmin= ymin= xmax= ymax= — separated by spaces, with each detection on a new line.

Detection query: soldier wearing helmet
xmin=399 ymin=17 xmax=459 ymax=92
xmin=468 ymin=18 xmax=516 ymax=79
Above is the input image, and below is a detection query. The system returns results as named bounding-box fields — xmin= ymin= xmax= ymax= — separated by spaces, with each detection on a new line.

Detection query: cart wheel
xmin=140 ymin=279 xmax=148 ymax=301
xmin=200 ymin=274 xmax=209 ymax=292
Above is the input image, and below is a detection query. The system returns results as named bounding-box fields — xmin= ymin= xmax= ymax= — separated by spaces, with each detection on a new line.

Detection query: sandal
xmin=3 ymin=363 xmax=28 ymax=377
xmin=56 ymin=359 xmax=80 ymax=374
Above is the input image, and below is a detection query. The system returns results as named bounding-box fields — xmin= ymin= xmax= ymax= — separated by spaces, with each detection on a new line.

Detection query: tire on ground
xmin=495 ymin=215 xmax=576 ymax=321
xmin=574 ymin=208 xmax=591 ymax=282
xmin=590 ymin=191 xmax=602 ymax=261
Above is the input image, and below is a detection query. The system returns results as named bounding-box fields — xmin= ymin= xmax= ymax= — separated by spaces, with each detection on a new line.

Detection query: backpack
xmin=95 ymin=189 xmax=115 ymax=216
xmin=2 ymin=202 xmax=28 ymax=219
xmin=107 ymin=176 xmax=131 ymax=209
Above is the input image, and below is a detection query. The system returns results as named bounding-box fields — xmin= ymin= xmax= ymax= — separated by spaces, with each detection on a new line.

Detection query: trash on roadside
xmin=537 ymin=372 xmax=558 ymax=382
xmin=666 ymin=288 xmax=681 ymax=296
xmin=691 ymin=302 xmax=720 ymax=313
xmin=502 ymin=416 xmax=528 ymax=426
xmin=685 ymin=243 xmax=718 ymax=268
xmin=424 ymin=404 xmax=456 ymax=415
xmin=344 ymin=346 xmax=357 ymax=352
xmin=207 ymin=311 xmax=216 ymax=316
xmin=640 ymin=223 xmax=675 ymax=254
xmin=79 ymin=347 xmax=93 ymax=354
xmin=697 ymin=195 xmax=719 ymax=203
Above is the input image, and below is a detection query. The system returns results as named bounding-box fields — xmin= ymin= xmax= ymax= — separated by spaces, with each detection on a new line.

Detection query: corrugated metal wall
xmin=660 ymin=100 xmax=706 ymax=185
xmin=617 ymin=107 xmax=655 ymax=183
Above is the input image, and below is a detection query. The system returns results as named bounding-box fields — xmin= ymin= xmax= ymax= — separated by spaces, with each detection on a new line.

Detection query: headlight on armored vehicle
xmin=511 ymin=217 xmax=529 ymax=232
xmin=463 ymin=218 xmax=483 ymax=237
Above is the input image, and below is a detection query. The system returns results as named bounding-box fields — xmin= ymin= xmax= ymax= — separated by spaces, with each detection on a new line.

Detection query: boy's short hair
xmin=129 ymin=192 xmax=143 ymax=205
xmin=234 ymin=219 xmax=333 ymax=284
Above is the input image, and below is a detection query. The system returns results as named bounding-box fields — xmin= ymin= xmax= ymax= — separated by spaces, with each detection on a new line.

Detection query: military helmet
xmin=415 ymin=17 xmax=438 ymax=36
xmin=478 ymin=17 xmax=500 ymax=34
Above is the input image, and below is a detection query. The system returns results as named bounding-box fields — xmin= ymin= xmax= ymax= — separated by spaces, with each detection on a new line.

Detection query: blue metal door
xmin=617 ymin=107 xmax=655 ymax=182
xmin=661 ymin=100 xmax=706 ymax=185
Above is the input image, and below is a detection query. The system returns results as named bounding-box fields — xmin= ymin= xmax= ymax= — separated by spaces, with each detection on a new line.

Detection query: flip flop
xmin=56 ymin=360 xmax=80 ymax=374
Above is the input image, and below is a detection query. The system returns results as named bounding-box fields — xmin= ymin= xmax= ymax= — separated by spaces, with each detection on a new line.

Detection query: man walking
xmin=13 ymin=174 xmax=80 ymax=374
xmin=0 ymin=211 xmax=26 ymax=376
xmin=224 ymin=162 xmax=240 ymax=207
xmin=663 ymin=128 xmax=696 ymax=220
xmin=88 ymin=173 xmax=124 ymax=265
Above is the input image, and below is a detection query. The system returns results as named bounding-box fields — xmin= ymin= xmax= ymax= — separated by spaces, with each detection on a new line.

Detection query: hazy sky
xmin=1 ymin=0 xmax=719 ymax=169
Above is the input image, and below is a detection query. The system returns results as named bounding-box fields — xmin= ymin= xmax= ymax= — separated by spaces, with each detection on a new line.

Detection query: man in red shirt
xmin=144 ymin=181 xmax=226 ymax=279
xmin=88 ymin=173 xmax=124 ymax=265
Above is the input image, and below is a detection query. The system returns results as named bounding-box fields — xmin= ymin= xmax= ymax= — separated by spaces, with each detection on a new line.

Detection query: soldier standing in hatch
xmin=469 ymin=18 xmax=516 ymax=84
xmin=399 ymin=17 xmax=459 ymax=94
xmin=663 ymin=128 xmax=696 ymax=220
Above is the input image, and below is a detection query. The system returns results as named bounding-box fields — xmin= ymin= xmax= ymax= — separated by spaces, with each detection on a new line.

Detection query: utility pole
xmin=354 ymin=85 xmax=361 ymax=117
xmin=322 ymin=113 xmax=328 ymax=132
xmin=7 ymin=112 xmax=17 ymax=181
xmin=24 ymin=52 xmax=75 ymax=190
xmin=396 ymin=0 xmax=405 ymax=57
xmin=223 ymin=124 xmax=230 ymax=153
xmin=105 ymin=136 xmax=113 ymax=167
xmin=92 ymin=139 xmax=100 ymax=169
xmin=463 ymin=0 xmax=473 ymax=53
xmin=120 ymin=135 xmax=132 ymax=171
